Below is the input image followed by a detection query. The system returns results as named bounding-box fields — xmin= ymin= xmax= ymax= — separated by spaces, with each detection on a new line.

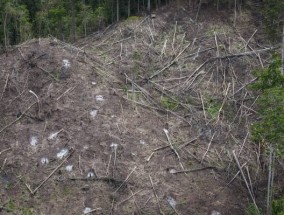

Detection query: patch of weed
xmin=4 ymin=200 xmax=17 ymax=213
xmin=245 ymin=203 xmax=262 ymax=215
xmin=21 ymin=208 xmax=36 ymax=215
xmin=160 ymin=96 xmax=178 ymax=110
xmin=206 ymin=98 xmax=221 ymax=119
xmin=63 ymin=186 xmax=72 ymax=195
xmin=127 ymin=16 xmax=141 ymax=21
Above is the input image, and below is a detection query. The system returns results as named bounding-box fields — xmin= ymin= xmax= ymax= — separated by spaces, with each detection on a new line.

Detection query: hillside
xmin=0 ymin=2 xmax=283 ymax=215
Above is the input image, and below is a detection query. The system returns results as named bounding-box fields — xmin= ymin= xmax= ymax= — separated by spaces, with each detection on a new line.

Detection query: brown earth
xmin=0 ymin=2 xmax=282 ymax=215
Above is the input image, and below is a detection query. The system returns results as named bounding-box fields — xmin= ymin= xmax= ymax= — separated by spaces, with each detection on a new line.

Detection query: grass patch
xmin=245 ymin=203 xmax=262 ymax=215
xmin=160 ymin=96 xmax=178 ymax=110
xmin=206 ymin=98 xmax=221 ymax=119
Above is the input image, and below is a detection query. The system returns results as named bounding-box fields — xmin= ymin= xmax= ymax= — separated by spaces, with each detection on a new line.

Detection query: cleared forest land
xmin=0 ymin=2 xmax=283 ymax=215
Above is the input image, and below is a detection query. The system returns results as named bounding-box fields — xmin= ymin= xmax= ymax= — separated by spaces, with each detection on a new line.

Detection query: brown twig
xmin=78 ymin=154 xmax=83 ymax=175
xmin=0 ymin=102 xmax=37 ymax=134
xmin=116 ymin=189 xmax=144 ymax=207
xmin=114 ymin=166 xmax=137 ymax=193
xmin=131 ymin=189 xmax=141 ymax=215
xmin=1 ymin=73 xmax=9 ymax=100
xmin=201 ymin=132 xmax=216 ymax=163
xmin=216 ymin=83 xmax=231 ymax=123
xmin=178 ymin=137 xmax=199 ymax=149
xmin=150 ymin=42 xmax=192 ymax=79
xmin=149 ymin=174 xmax=164 ymax=215
xmin=226 ymin=162 xmax=248 ymax=186
xmin=56 ymin=86 xmax=76 ymax=101
xmin=171 ymin=166 xmax=218 ymax=174
xmin=29 ymin=89 xmax=41 ymax=117
xmin=69 ymin=176 xmax=124 ymax=186
xmin=232 ymin=150 xmax=259 ymax=211
xmin=0 ymin=158 xmax=7 ymax=173
xmin=25 ymin=183 xmax=34 ymax=194
xmin=163 ymin=129 xmax=185 ymax=171
xmin=0 ymin=148 xmax=11 ymax=155
xmin=37 ymin=66 xmax=58 ymax=81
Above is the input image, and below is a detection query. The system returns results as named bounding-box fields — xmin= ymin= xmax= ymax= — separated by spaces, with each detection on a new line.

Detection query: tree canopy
xmin=251 ymin=55 xmax=284 ymax=157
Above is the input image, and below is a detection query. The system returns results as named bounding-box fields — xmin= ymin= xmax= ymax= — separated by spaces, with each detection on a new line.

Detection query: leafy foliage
xmin=206 ymin=98 xmax=221 ymax=119
xmin=250 ymin=55 xmax=284 ymax=157
xmin=245 ymin=203 xmax=263 ymax=215
xmin=0 ymin=0 xmax=172 ymax=47
xmin=272 ymin=196 xmax=284 ymax=215
xmin=262 ymin=0 xmax=284 ymax=42
xmin=0 ymin=0 xmax=265 ymax=47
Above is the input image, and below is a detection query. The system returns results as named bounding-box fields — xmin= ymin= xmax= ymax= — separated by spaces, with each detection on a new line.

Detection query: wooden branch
xmin=124 ymin=74 xmax=192 ymax=126
xmin=171 ymin=166 xmax=218 ymax=174
xmin=56 ymin=86 xmax=76 ymax=101
xmin=69 ymin=176 xmax=124 ymax=185
xmin=116 ymin=189 xmax=144 ymax=207
xmin=178 ymin=137 xmax=198 ymax=149
xmin=163 ymin=129 xmax=185 ymax=171
xmin=149 ymin=175 xmax=164 ymax=215
xmin=226 ymin=162 xmax=247 ymax=186
xmin=1 ymin=73 xmax=9 ymax=100
xmin=112 ymin=36 xmax=132 ymax=45
xmin=201 ymin=132 xmax=216 ymax=163
xmin=232 ymin=150 xmax=259 ymax=212
xmin=231 ymin=78 xmax=257 ymax=97
xmin=0 ymin=102 xmax=37 ymax=134
xmin=245 ymin=29 xmax=258 ymax=49
xmin=183 ymin=46 xmax=275 ymax=90
xmin=29 ymin=90 xmax=41 ymax=118
xmin=213 ymin=46 xmax=276 ymax=60
xmin=28 ymin=148 xmax=75 ymax=195
xmin=149 ymin=42 xmax=192 ymax=79
xmin=38 ymin=66 xmax=58 ymax=81
xmin=0 ymin=148 xmax=11 ymax=155
xmin=216 ymin=83 xmax=231 ymax=123
xmin=114 ymin=166 xmax=137 ymax=193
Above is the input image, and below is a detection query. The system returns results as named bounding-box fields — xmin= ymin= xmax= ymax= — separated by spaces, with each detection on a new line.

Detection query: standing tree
xmin=117 ymin=0 xmax=119 ymax=21
xmin=70 ymin=0 xmax=76 ymax=42
xmin=262 ymin=0 xmax=284 ymax=43
xmin=251 ymin=55 xmax=284 ymax=215
xmin=1 ymin=0 xmax=31 ymax=47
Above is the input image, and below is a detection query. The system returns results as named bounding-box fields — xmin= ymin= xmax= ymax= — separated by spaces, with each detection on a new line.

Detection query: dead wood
xmin=0 ymin=102 xmax=37 ymax=134
xmin=172 ymin=166 xmax=218 ymax=174
xmin=69 ymin=176 xmax=124 ymax=187
xmin=26 ymin=148 xmax=75 ymax=195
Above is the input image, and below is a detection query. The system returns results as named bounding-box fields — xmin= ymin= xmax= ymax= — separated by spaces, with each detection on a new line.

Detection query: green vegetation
xmin=0 ymin=0 xmax=171 ymax=48
xmin=245 ymin=203 xmax=263 ymax=215
xmin=2 ymin=199 xmax=35 ymax=214
xmin=207 ymin=99 xmax=221 ymax=119
xmin=246 ymin=196 xmax=284 ymax=215
xmin=272 ymin=197 xmax=284 ymax=215
xmin=4 ymin=200 xmax=17 ymax=213
xmin=261 ymin=0 xmax=284 ymax=42
xmin=250 ymin=54 xmax=284 ymax=214
xmin=21 ymin=208 xmax=36 ymax=215
xmin=1 ymin=0 xmax=282 ymax=48
xmin=160 ymin=96 xmax=178 ymax=110
xmin=250 ymin=55 xmax=284 ymax=157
